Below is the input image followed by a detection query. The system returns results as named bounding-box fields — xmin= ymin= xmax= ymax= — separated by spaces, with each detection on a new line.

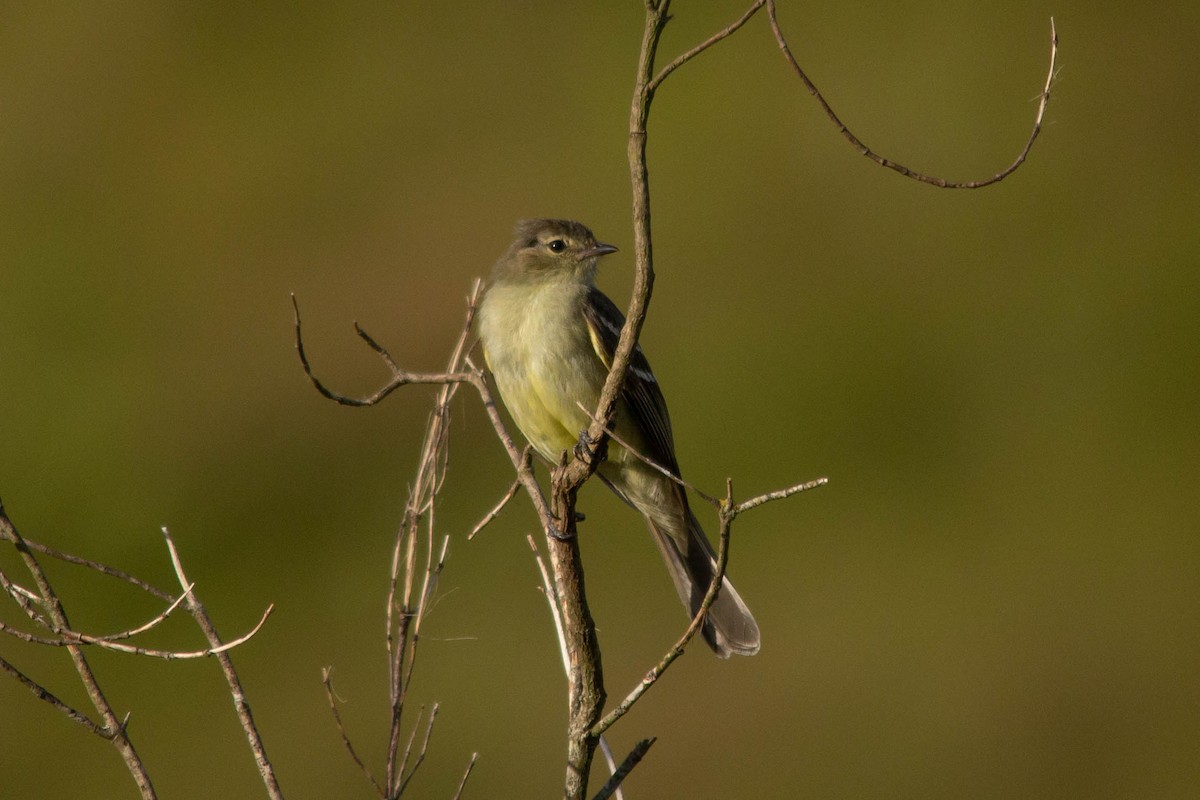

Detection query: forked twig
xmin=592 ymin=475 xmax=826 ymax=739
xmin=394 ymin=703 xmax=439 ymax=797
xmin=648 ymin=0 xmax=766 ymax=93
xmin=299 ymin=282 xmax=483 ymax=798
xmin=291 ymin=293 xmax=472 ymax=407
xmin=32 ymin=603 xmax=275 ymax=660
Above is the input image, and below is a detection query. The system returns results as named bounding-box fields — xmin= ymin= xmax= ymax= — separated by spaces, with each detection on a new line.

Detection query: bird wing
xmin=582 ymin=287 xmax=681 ymax=476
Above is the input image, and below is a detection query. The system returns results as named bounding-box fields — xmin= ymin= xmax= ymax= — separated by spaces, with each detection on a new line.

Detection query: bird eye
xmin=547 ymin=239 xmax=567 ymax=253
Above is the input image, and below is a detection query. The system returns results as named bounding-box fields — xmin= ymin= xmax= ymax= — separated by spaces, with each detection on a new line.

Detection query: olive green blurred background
xmin=2 ymin=2 xmax=1197 ymax=798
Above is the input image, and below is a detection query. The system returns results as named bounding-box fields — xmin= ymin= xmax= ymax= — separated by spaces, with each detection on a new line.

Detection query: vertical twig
xmin=384 ymin=282 xmax=479 ymax=797
xmin=543 ymin=3 xmax=680 ymax=797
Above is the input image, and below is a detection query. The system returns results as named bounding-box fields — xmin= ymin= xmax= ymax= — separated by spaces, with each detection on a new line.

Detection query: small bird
xmin=477 ymin=219 xmax=760 ymax=657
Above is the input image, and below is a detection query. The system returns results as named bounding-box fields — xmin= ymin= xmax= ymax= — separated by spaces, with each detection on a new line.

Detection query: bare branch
xmin=592 ymin=485 xmax=734 ymax=738
xmin=0 ymin=653 xmax=105 ymax=736
xmin=596 ymin=737 xmax=627 ymax=800
xmin=451 ymin=753 xmax=479 ymax=800
xmin=648 ymin=0 xmax=765 ymax=93
xmin=0 ymin=619 xmax=62 ymax=645
xmin=734 ymin=476 xmax=829 ymax=514
xmin=385 ymin=282 xmax=481 ymax=793
xmin=465 ymin=355 xmax=558 ymax=536
xmin=574 ymin=401 xmax=720 ymax=506
xmin=0 ymin=566 xmax=49 ymax=626
xmin=767 ymin=2 xmax=1059 ymax=188
xmin=468 ymin=449 xmax=531 ymax=540
xmin=0 ymin=502 xmax=158 ymax=799
xmin=51 ymin=604 xmax=274 ymax=660
xmin=395 ymin=706 xmax=424 ymax=793
xmin=291 ymin=293 xmax=472 ymax=407
xmin=527 ymin=534 xmax=570 ymax=678
xmin=18 ymin=537 xmax=173 ymax=601
xmin=591 ymin=738 xmax=657 ymax=800
xmin=161 ymin=527 xmax=284 ymax=800
xmin=394 ymin=703 xmax=439 ymax=797
xmin=93 ymin=585 xmax=194 ymax=641
xmin=322 ymin=668 xmax=385 ymax=798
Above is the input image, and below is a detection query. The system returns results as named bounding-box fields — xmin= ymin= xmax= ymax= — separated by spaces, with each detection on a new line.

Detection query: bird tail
xmin=646 ymin=504 xmax=761 ymax=658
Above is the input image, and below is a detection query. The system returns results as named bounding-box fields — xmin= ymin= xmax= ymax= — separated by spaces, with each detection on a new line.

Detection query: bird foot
xmin=547 ymin=523 xmax=575 ymax=542
xmin=573 ymin=428 xmax=607 ymax=467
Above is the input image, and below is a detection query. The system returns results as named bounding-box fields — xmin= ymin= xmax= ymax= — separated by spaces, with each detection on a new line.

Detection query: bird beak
xmin=580 ymin=242 xmax=618 ymax=260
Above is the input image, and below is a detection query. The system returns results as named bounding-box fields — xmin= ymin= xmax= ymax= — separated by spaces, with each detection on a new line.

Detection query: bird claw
xmin=574 ymin=428 xmax=607 ymax=467
xmin=547 ymin=523 xmax=575 ymax=542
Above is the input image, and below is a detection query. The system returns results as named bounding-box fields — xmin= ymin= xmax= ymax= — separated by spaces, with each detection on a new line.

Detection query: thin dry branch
xmin=451 ymin=753 xmax=479 ymax=800
xmin=735 ymin=477 xmax=829 ymax=514
xmin=596 ymin=738 xmax=625 ymax=800
xmin=528 ymin=534 xmax=570 ymax=678
xmin=574 ymin=401 xmax=720 ymax=506
xmin=0 ymin=619 xmax=62 ymax=645
xmin=91 ymin=586 xmax=194 ymax=642
xmin=291 ymin=293 xmax=473 ymax=407
xmin=54 ymin=604 xmax=274 ymax=660
xmin=2 ymin=599 xmax=272 ymax=660
xmin=0 ymin=567 xmax=49 ymax=626
xmin=0 ymin=653 xmax=105 ymax=736
xmin=387 ymin=284 xmax=479 ymax=795
xmin=322 ymin=668 xmax=385 ymax=797
xmin=300 ymin=283 xmax=482 ymax=799
xmin=161 ymin=527 xmax=283 ymax=800
xmin=0 ymin=502 xmax=158 ymax=800
xmin=767 ymin=2 xmax=1059 ymax=188
xmin=592 ymin=738 xmax=657 ymax=800
xmin=591 ymin=483 xmax=735 ymax=738
xmin=20 ymin=537 xmax=173 ymax=601
xmin=1 ymin=565 xmax=187 ymax=643
xmin=648 ymin=0 xmax=765 ymax=93
xmin=394 ymin=703 xmax=439 ymax=797
xmin=467 ymin=447 xmax=532 ymax=540
xmin=3 ymin=583 xmax=187 ymax=646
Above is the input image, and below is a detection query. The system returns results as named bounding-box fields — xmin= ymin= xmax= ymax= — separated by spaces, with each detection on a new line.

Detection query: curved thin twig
xmin=291 ymin=294 xmax=472 ymax=407
xmin=767 ymin=2 xmax=1059 ymax=188
xmin=51 ymin=604 xmax=274 ymax=660
xmin=648 ymin=0 xmax=766 ymax=93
